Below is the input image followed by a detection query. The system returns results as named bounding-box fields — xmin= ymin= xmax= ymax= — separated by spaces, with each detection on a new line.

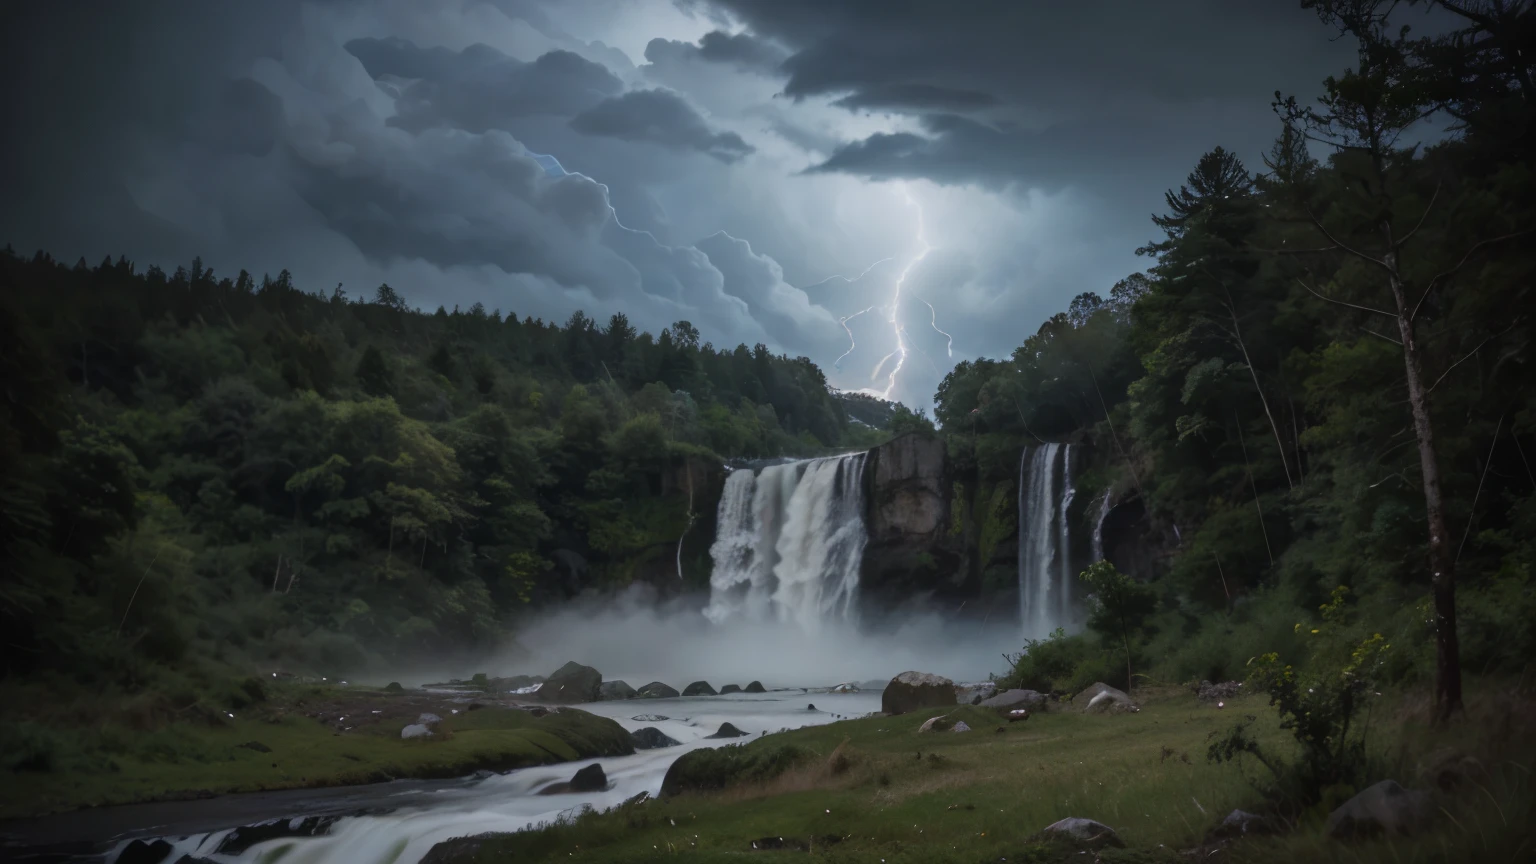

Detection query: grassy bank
xmin=452 ymin=685 xmax=1533 ymax=864
xmin=0 ymin=682 xmax=632 ymax=819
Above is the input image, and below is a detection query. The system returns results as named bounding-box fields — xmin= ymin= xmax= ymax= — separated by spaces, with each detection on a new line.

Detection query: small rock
xmin=682 ymin=681 xmax=718 ymax=696
xmin=637 ymin=681 xmax=680 ymax=699
xmin=631 ymin=727 xmax=682 ymax=750
xmin=237 ymin=740 xmax=272 ymax=753
xmin=1041 ymin=817 xmax=1124 ymax=850
xmin=1007 ymin=708 xmax=1031 ymax=722
xmin=401 ymin=724 xmax=434 ymax=739
xmin=705 ymin=722 xmax=749 ymax=739
xmin=980 ymin=689 xmax=1047 ymax=710
xmin=1197 ymin=680 xmax=1243 ymax=702
xmin=720 ymin=684 xmax=743 ymax=694
xmin=1326 ymin=779 xmax=1433 ymax=839
xmin=1215 ymin=809 xmax=1274 ymax=837
xmin=743 ymin=681 xmax=766 ymax=693
xmin=918 ymin=714 xmax=955 ymax=733
xmin=538 ymin=763 xmax=609 ymax=795
xmin=114 ymin=838 xmax=175 ymax=864
xmin=1074 ymin=682 xmax=1138 ymax=714
xmin=883 ymin=671 xmax=957 ymax=715
xmin=418 ymin=713 xmax=442 ymax=726
xmin=951 ymin=721 xmax=971 ymax=732
xmin=807 ymin=703 xmax=817 ymax=711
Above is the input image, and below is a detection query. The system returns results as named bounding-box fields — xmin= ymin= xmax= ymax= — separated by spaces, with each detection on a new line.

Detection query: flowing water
xmin=1090 ymin=487 xmax=1114 ymax=563
xmin=52 ymin=692 xmax=883 ymax=864
xmin=704 ymin=453 xmax=868 ymax=629
xmin=1017 ymin=444 xmax=1076 ymax=637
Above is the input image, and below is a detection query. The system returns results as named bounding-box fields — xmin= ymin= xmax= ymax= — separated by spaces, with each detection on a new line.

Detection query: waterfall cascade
xmin=1017 ymin=444 xmax=1077 ymax=637
xmin=1090 ymin=487 xmax=1114 ymax=563
xmin=704 ymin=452 xmax=868 ymax=630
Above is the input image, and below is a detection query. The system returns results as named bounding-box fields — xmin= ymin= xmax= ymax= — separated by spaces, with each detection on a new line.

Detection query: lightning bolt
xmin=916 ymin=297 xmax=954 ymax=357
xmin=835 ymin=305 xmax=878 ymax=369
xmin=802 ymin=257 xmax=894 ymax=291
xmin=880 ymin=182 xmax=933 ymax=401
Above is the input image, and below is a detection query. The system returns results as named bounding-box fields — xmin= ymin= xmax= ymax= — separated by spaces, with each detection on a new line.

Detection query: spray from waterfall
xmin=705 ymin=453 xmax=868 ymax=630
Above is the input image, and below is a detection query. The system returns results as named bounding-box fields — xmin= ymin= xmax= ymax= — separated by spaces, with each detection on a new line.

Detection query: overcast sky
xmin=1 ymin=0 xmax=1387 ymax=411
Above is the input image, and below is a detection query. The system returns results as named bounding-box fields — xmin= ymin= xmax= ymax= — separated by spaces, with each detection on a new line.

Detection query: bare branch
xmin=1296 ymin=277 xmax=1398 ymax=319
xmin=1303 ymin=205 xmax=1393 ymax=272
xmin=1396 ymin=181 xmax=1442 ymax=249
xmin=1412 ymin=229 xmax=1536 ymax=321
xmin=1359 ymin=326 xmax=1403 ymax=346
xmin=1248 ymin=243 xmax=1342 ymax=256
xmin=1426 ymin=325 xmax=1516 ymax=393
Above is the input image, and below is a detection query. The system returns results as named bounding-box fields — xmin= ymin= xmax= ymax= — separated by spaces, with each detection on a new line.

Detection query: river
xmin=13 ymin=689 xmax=884 ymax=864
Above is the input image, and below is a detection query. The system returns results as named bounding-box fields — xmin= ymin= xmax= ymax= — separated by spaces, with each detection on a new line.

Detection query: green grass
xmin=455 ymin=687 xmax=1536 ymax=864
xmin=0 ymin=686 xmax=632 ymax=819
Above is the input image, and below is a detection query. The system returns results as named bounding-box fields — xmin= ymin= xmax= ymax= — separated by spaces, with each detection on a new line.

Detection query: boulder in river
xmin=538 ymin=763 xmax=609 ymax=795
xmin=1074 ymin=682 xmax=1138 ymax=714
xmin=599 ymin=680 xmax=637 ymax=701
xmin=216 ymin=815 xmax=343 ymax=855
xmin=631 ymin=727 xmax=682 ymax=750
xmin=743 ymin=680 xmax=766 ymax=693
xmin=705 ymin=722 xmax=749 ymax=739
xmin=1326 ymin=779 xmax=1433 ymax=839
xmin=882 ymin=671 xmax=956 ymax=715
xmin=1039 ymin=817 xmax=1124 ymax=850
xmin=536 ymin=661 xmax=603 ymax=703
xmin=637 ymin=681 xmax=680 ymax=698
xmin=719 ymin=684 xmax=742 ymax=694
xmin=401 ymin=723 xmax=434 ymax=739
xmin=682 ymin=681 xmax=718 ymax=696
xmin=115 ymin=839 xmax=175 ymax=864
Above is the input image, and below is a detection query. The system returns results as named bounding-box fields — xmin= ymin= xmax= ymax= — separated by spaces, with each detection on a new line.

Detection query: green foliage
xmin=1079 ymin=561 xmax=1157 ymax=688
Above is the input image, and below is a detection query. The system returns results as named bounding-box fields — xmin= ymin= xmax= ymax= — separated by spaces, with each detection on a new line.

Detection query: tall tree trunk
xmin=1222 ymin=294 xmax=1295 ymax=489
xmin=1388 ymin=260 xmax=1462 ymax=721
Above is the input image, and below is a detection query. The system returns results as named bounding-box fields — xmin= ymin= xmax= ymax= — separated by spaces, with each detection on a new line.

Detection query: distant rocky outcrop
xmin=598 ymin=680 xmax=637 ymax=701
xmin=637 ymin=681 xmax=680 ymax=699
xmin=682 ymin=681 xmax=718 ymax=696
xmin=882 ymin=671 xmax=956 ymax=715
xmin=537 ymin=662 xmax=603 ymax=703
xmin=719 ymin=684 xmax=742 ymax=694
xmin=860 ymin=434 xmax=960 ymax=609
xmin=743 ymin=681 xmax=766 ymax=693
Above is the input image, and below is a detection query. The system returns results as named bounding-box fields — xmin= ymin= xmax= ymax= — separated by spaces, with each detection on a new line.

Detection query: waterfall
xmin=1091 ymin=486 xmax=1114 ymax=563
xmin=1017 ymin=443 xmax=1075 ymax=637
xmin=704 ymin=452 xmax=868 ymax=629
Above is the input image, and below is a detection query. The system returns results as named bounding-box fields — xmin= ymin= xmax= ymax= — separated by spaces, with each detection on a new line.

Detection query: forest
xmin=0 ymin=248 xmax=936 ymax=718
xmin=952 ymin=0 xmax=1534 ymax=728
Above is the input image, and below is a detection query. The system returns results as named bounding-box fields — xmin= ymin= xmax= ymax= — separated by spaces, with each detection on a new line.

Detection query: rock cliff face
xmin=859 ymin=434 xmax=963 ymax=612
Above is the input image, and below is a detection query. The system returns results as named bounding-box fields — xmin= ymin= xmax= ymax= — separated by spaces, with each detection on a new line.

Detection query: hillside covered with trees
xmin=952 ymin=0 xmax=1533 ymax=725
xmin=0 ymin=251 xmax=917 ymax=709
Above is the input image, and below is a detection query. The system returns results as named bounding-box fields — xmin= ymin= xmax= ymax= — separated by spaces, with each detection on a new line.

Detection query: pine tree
xmin=356 ymin=345 xmax=394 ymax=397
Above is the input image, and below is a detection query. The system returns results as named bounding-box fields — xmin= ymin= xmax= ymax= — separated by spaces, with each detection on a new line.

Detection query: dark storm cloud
xmin=343 ymin=38 xmax=623 ymax=132
xmin=570 ymin=89 xmax=756 ymax=162
xmin=705 ymin=0 xmax=1362 ymax=190
xmin=644 ymin=30 xmax=786 ymax=72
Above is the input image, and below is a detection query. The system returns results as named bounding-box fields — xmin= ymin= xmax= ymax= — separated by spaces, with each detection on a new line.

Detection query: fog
xmin=475 ymin=585 xmax=1025 ymax=689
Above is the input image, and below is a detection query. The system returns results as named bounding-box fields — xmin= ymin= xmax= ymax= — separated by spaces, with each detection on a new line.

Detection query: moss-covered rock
xmin=659 ymin=741 xmax=808 ymax=798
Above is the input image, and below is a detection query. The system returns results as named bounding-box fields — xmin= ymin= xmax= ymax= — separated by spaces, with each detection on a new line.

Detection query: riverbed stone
xmin=538 ymin=763 xmax=609 ymax=795
xmin=637 ymin=681 xmax=680 ymax=698
xmin=705 ymin=721 xmax=749 ymax=739
xmin=882 ymin=671 xmax=957 ymax=715
xmin=536 ymin=661 xmax=603 ymax=703
xmin=631 ymin=727 xmax=681 ymax=749
xmin=682 ymin=680 xmax=718 ymax=696
xmin=215 ymin=815 xmax=342 ymax=855
xmin=115 ymin=838 xmax=174 ymax=864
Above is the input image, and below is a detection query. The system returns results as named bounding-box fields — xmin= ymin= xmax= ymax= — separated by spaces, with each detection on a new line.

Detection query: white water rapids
xmin=99 ymin=691 xmax=883 ymax=864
